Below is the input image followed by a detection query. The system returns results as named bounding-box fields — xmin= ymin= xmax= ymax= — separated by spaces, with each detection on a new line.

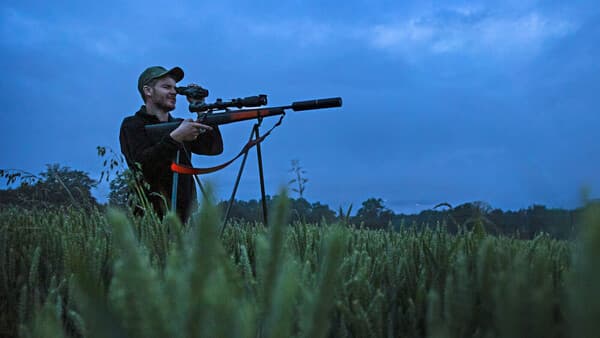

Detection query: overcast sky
xmin=1 ymin=0 xmax=598 ymax=213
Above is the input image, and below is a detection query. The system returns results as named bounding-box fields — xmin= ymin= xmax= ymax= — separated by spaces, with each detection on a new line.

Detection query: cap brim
xmin=149 ymin=66 xmax=184 ymax=83
xmin=163 ymin=66 xmax=184 ymax=82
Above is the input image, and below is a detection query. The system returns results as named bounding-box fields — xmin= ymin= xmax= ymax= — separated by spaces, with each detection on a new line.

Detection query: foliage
xmin=97 ymin=146 xmax=161 ymax=218
xmin=3 ymin=196 xmax=600 ymax=337
xmin=0 ymin=164 xmax=98 ymax=209
xmin=107 ymin=173 xmax=129 ymax=209
xmin=288 ymin=159 xmax=309 ymax=199
xmin=219 ymin=196 xmax=337 ymax=225
xmin=355 ymin=197 xmax=394 ymax=229
xmin=397 ymin=201 xmax=582 ymax=239
xmin=96 ymin=146 xmax=132 ymax=209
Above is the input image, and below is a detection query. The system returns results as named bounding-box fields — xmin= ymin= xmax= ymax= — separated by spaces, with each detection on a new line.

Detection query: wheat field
xmin=1 ymin=192 xmax=599 ymax=338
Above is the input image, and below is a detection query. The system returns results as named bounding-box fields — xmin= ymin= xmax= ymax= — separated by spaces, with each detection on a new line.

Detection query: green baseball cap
xmin=138 ymin=66 xmax=184 ymax=99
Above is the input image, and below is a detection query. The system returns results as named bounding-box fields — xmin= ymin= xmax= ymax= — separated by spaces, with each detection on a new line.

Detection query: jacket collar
xmin=136 ymin=105 xmax=175 ymax=123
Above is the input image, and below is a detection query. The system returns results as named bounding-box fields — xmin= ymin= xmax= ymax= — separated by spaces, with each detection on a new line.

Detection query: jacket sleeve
xmin=119 ymin=117 xmax=180 ymax=176
xmin=185 ymin=125 xmax=224 ymax=156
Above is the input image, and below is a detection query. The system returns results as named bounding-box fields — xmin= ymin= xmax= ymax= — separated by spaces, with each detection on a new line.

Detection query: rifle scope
xmin=189 ymin=95 xmax=268 ymax=112
xmin=176 ymin=85 xmax=209 ymax=100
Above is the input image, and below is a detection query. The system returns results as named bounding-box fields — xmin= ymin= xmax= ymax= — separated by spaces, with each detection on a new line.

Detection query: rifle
xmin=145 ymin=86 xmax=342 ymax=142
xmin=144 ymin=85 xmax=342 ymax=229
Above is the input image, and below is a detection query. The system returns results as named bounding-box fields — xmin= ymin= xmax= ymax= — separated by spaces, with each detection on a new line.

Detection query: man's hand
xmin=170 ymin=119 xmax=213 ymax=142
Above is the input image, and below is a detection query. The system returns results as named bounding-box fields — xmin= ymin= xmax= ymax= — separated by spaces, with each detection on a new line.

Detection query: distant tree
xmin=448 ymin=201 xmax=497 ymax=234
xmin=219 ymin=197 xmax=271 ymax=223
xmin=309 ymin=201 xmax=336 ymax=224
xmin=355 ymin=197 xmax=394 ymax=229
xmin=218 ymin=195 xmax=337 ymax=225
xmin=488 ymin=208 xmax=505 ymax=232
xmin=0 ymin=164 xmax=98 ymax=209
xmin=41 ymin=164 xmax=97 ymax=206
xmin=289 ymin=197 xmax=311 ymax=222
xmin=288 ymin=198 xmax=336 ymax=224
xmin=108 ymin=172 xmax=130 ymax=209
xmin=527 ymin=204 xmax=547 ymax=235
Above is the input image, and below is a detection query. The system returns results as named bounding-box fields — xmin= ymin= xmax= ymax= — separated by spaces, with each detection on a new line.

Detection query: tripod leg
xmin=254 ymin=125 xmax=269 ymax=226
xmin=171 ymin=150 xmax=180 ymax=213
xmin=192 ymin=174 xmax=207 ymax=200
xmin=221 ymin=127 xmax=255 ymax=236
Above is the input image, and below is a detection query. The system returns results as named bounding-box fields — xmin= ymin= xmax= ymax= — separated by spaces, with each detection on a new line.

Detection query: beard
xmin=155 ymin=96 xmax=176 ymax=112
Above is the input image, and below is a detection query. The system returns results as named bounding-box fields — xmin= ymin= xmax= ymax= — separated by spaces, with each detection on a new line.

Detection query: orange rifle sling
xmin=170 ymin=114 xmax=284 ymax=175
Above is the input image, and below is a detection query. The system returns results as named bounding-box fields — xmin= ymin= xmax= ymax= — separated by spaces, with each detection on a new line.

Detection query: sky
xmin=1 ymin=0 xmax=599 ymax=214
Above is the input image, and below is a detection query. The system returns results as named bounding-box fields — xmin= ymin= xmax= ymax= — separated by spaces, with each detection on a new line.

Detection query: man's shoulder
xmin=120 ymin=110 xmax=145 ymax=128
xmin=121 ymin=114 xmax=141 ymax=124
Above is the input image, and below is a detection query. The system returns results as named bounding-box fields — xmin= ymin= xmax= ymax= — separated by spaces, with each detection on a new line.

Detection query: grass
xmin=1 ymin=193 xmax=599 ymax=338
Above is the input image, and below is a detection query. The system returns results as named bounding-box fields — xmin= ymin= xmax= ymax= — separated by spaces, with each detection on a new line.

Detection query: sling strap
xmin=171 ymin=114 xmax=285 ymax=175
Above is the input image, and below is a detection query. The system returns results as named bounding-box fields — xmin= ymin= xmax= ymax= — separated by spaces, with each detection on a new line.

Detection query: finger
xmin=197 ymin=123 xmax=214 ymax=131
xmin=189 ymin=122 xmax=213 ymax=131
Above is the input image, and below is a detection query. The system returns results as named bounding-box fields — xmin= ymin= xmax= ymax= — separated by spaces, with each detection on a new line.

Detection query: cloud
xmin=1 ymin=7 xmax=49 ymax=47
xmin=1 ymin=7 xmax=142 ymax=62
xmin=367 ymin=9 xmax=578 ymax=57
xmin=207 ymin=5 xmax=578 ymax=63
xmin=241 ymin=19 xmax=336 ymax=47
xmin=75 ymin=29 xmax=137 ymax=61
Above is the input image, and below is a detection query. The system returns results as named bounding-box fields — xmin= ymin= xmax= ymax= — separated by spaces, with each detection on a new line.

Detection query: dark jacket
xmin=119 ymin=105 xmax=223 ymax=221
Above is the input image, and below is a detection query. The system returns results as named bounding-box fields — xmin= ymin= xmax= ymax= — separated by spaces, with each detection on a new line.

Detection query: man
xmin=119 ymin=66 xmax=223 ymax=222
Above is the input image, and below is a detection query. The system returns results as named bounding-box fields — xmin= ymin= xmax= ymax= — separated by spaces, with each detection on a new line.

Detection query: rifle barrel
xmin=292 ymin=97 xmax=342 ymax=111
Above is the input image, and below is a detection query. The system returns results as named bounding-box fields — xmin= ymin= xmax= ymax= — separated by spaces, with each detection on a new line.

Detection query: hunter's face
xmin=148 ymin=76 xmax=177 ymax=111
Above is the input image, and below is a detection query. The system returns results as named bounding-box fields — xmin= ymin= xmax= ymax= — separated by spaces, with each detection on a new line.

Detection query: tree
xmin=355 ymin=197 xmax=394 ymax=229
xmin=0 ymin=164 xmax=98 ymax=209
xmin=108 ymin=172 xmax=130 ymax=209
xmin=449 ymin=201 xmax=496 ymax=234
xmin=288 ymin=198 xmax=336 ymax=224
xmin=289 ymin=197 xmax=312 ymax=222
xmin=309 ymin=201 xmax=336 ymax=224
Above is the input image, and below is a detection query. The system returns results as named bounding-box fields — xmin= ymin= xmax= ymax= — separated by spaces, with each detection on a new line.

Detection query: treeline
xmin=393 ymin=202 xmax=581 ymax=239
xmin=0 ymin=164 xmax=98 ymax=210
xmin=0 ymin=164 xmax=588 ymax=239
xmin=223 ymin=197 xmax=584 ymax=239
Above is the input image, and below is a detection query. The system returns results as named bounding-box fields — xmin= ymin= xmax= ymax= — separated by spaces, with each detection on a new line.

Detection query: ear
xmin=143 ymin=85 xmax=153 ymax=98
